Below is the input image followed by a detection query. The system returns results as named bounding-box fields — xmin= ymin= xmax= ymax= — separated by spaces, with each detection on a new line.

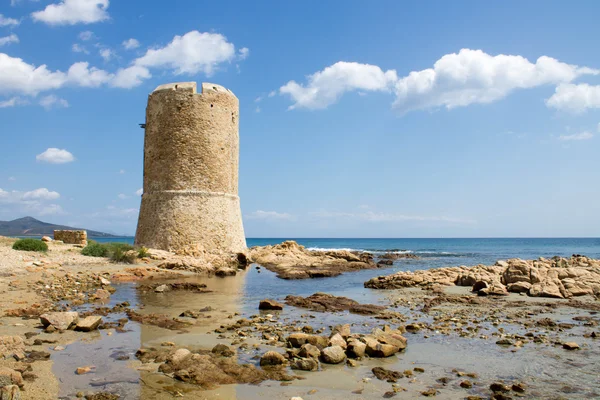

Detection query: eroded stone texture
xmin=135 ymin=82 xmax=246 ymax=253
xmin=53 ymin=230 xmax=87 ymax=245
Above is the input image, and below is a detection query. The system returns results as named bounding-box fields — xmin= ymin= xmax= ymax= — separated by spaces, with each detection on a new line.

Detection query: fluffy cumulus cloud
xmin=110 ymin=65 xmax=150 ymax=89
xmin=0 ymin=97 xmax=27 ymax=108
xmin=39 ymin=94 xmax=69 ymax=110
xmin=0 ymin=34 xmax=19 ymax=47
xmin=67 ymin=61 xmax=112 ymax=87
xmin=279 ymin=49 xmax=599 ymax=113
xmin=558 ymin=131 xmax=594 ymax=141
xmin=0 ymin=53 xmax=68 ymax=96
xmin=36 ymin=148 xmax=75 ymax=164
xmin=99 ymin=48 xmax=114 ymax=62
xmin=0 ymin=187 xmax=63 ymax=217
xmin=0 ymin=14 xmax=20 ymax=27
xmin=134 ymin=31 xmax=240 ymax=76
xmin=71 ymin=43 xmax=89 ymax=54
xmin=78 ymin=30 xmax=94 ymax=41
xmin=546 ymin=83 xmax=600 ymax=113
xmin=122 ymin=38 xmax=139 ymax=50
xmin=32 ymin=0 xmax=110 ymax=26
xmin=246 ymin=210 xmax=295 ymax=221
xmin=280 ymin=61 xmax=398 ymax=110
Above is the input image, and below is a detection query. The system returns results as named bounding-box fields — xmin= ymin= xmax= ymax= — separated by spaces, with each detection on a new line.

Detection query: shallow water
xmin=52 ymin=265 xmax=600 ymax=399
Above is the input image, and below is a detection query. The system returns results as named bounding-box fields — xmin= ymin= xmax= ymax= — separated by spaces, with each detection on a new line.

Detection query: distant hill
xmin=0 ymin=216 xmax=114 ymax=238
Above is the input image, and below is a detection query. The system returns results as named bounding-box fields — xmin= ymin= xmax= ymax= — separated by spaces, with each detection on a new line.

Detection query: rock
xmin=75 ymin=366 xmax=94 ymax=375
xmin=41 ymin=236 xmax=52 ymax=242
xmin=211 ymin=344 xmax=234 ymax=357
xmin=372 ymin=328 xmax=407 ymax=350
xmin=490 ymin=382 xmax=511 ymax=392
xmin=0 ymin=368 xmax=23 ymax=388
xmin=169 ymin=349 xmax=191 ymax=364
xmin=421 ymin=388 xmax=437 ymax=397
xmin=478 ymin=281 xmax=508 ymax=296
xmin=496 ymin=338 xmax=513 ymax=346
xmin=328 ymin=333 xmax=347 ymax=349
xmin=372 ymin=367 xmax=403 ymax=382
xmin=259 ymin=299 xmax=284 ymax=310
xmin=320 ymin=346 xmax=346 ymax=364
xmin=363 ymin=336 xmax=400 ymax=357
xmin=460 ymin=380 xmax=473 ymax=388
xmin=76 ymin=316 xmax=103 ymax=332
xmin=511 ymin=382 xmax=526 ymax=393
xmin=346 ymin=359 xmax=358 ymax=367
xmin=260 ymin=351 xmax=286 ymax=366
xmin=40 ymin=312 xmax=79 ymax=330
xmin=331 ymin=324 xmax=351 ymax=338
xmin=290 ymin=358 xmax=318 ymax=371
xmin=346 ymin=338 xmax=366 ymax=358
xmin=562 ymin=342 xmax=579 ymax=350
xmin=215 ymin=268 xmax=237 ymax=277
xmin=100 ymin=277 xmax=111 ymax=286
xmin=0 ymin=385 xmax=20 ymax=400
xmin=472 ymin=281 xmax=488 ymax=292
xmin=298 ymin=344 xmax=320 ymax=359
xmin=154 ymin=284 xmax=170 ymax=293
xmin=0 ymin=336 xmax=25 ymax=360
xmin=287 ymin=333 xmax=328 ymax=348
xmin=285 ymin=293 xmax=384 ymax=315
xmin=506 ymin=282 xmax=531 ymax=293
xmin=92 ymin=289 xmax=111 ymax=300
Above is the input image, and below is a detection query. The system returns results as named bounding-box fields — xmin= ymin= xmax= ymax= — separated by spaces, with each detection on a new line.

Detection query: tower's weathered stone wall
xmin=135 ymin=82 xmax=246 ymax=253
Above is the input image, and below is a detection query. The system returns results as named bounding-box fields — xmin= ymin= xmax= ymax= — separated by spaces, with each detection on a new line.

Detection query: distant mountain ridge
xmin=0 ymin=216 xmax=114 ymax=238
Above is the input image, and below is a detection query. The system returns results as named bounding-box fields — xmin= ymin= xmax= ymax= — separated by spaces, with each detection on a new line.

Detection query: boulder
xmin=478 ymin=281 xmax=508 ymax=296
xmin=41 ymin=236 xmax=52 ymax=242
xmin=211 ymin=344 xmax=234 ymax=357
xmin=298 ymin=344 xmax=321 ymax=359
xmin=363 ymin=336 xmax=399 ymax=357
xmin=40 ymin=312 xmax=79 ymax=330
xmin=287 ymin=333 xmax=328 ymax=348
xmin=0 ymin=368 xmax=23 ymax=388
xmin=328 ymin=333 xmax=347 ymax=349
xmin=92 ymin=289 xmax=111 ymax=300
xmin=320 ymin=346 xmax=346 ymax=364
xmin=372 ymin=367 xmax=403 ymax=382
xmin=331 ymin=324 xmax=351 ymax=338
xmin=0 ymin=385 xmax=20 ymax=400
xmin=75 ymin=316 xmax=102 ymax=332
xmin=563 ymin=342 xmax=579 ymax=350
xmin=168 ymin=349 xmax=191 ymax=365
xmin=0 ymin=336 xmax=25 ymax=360
xmin=346 ymin=338 xmax=366 ymax=358
xmin=260 ymin=351 xmax=286 ymax=366
xmin=291 ymin=358 xmax=318 ymax=371
xmin=259 ymin=299 xmax=284 ymax=311
xmin=507 ymin=282 xmax=531 ymax=293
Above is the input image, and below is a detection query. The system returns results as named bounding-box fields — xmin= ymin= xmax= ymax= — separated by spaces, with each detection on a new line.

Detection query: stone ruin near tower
xmin=135 ymin=82 xmax=246 ymax=253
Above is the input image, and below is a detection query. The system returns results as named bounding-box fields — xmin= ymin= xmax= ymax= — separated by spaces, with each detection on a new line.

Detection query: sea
xmin=94 ymin=237 xmax=600 ymax=270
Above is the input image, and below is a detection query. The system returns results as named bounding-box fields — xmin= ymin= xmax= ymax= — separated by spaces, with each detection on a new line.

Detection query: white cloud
xmin=71 ymin=43 xmax=89 ymax=54
xmin=117 ymin=193 xmax=128 ymax=200
xmin=0 ymin=53 xmax=69 ymax=96
xmin=22 ymin=188 xmax=60 ymax=200
xmin=122 ymin=38 xmax=140 ymax=50
xmin=0 ymin=187 xmax=63 ymax=217
xmin=32 ymin=0 xmax=110 ymax=25
xmin=558 ymin=131 xmax=594 ymax=141
xmin=36 ymin=148 xmax=75 ymax=164
xmin=99 ymin=48 xmax=114 ymax=61
xmin=110 ymin=65 xmax=150 ymax=89
xmin=279 ymin=49 xmax=599 ymax=113
xmin=134 ymin=31 xmax=239 ymax=76
xmin=135 ymin=188 xmax=143 ymax=196
xmin=118 ymin=169 xmax=125 ymax=174
xmin=255 ymin=106 xmax=260 ymax=113
xmin=546 ymin=83 xmax=600 ymax=113
xmin=39 ymin=94 xmax=69 ymax=110
xmin=246 ymin=210 xmax=295 ymax=221
xmin=78 ymin=30 xmax=94 ymax=41
xmin=310 ymin=210 xmax=475 ymax=224
xmin=238 ymin=47 xmax=249 ymax=60
xmin=0 ymin=34 xmax=19 ymax=47
xmin=0 ymin=97 xmax=27 ymax=108
xmin=0 ymin=14 xmax=20 ymax=27
xmin=280 ymin=61 xmax=398 ymax=110
xmin=268 ymin=90 xmax=276 ymax=97
xmin=67 ymin=61 xmax=112 ymax=87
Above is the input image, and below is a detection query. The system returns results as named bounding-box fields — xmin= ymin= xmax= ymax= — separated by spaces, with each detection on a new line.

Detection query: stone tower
xmin=135 ymin=82 xmax=246 ymax=253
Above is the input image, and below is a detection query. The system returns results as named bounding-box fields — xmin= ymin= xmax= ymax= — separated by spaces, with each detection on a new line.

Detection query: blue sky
xmin=1 ymin=0 xmax=599 ymax=237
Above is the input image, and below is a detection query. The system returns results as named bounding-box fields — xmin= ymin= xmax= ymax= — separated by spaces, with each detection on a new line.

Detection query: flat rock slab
xmin=259 ymin=299 xmax=284 ymax=310
xmin=40 ymin=312 xmax=79 ymax=330
xmin=75 ymin=316 xmax=103 ymax=332
xmin=285 ymin=293 xmax=385 ymax=315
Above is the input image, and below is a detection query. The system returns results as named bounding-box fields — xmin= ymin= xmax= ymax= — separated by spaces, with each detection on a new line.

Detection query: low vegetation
xmin=12 ymin=238 xmax=48 ymax=252
xmin=81 ymin=241 xmax=139 ymax=264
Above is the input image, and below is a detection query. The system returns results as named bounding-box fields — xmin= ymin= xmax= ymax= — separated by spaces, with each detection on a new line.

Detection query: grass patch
xmin=12 ymin=238 xmax=48 ymax=252
xmin=137 ymin=246 xmax=150 ymax=258
xmin=81 ymin=241 xmax=137 ymax=264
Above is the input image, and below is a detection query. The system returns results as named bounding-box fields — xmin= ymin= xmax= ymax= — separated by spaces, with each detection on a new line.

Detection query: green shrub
xmin=137 ymin=246 xmax=150 ymax=258
xmin=12 ymin=238 xmax=48 ymax=252
xmin=110 ymin=246 xmax=136 ymax=264
xmin=81 ymin=241 xmax=109 ymax=257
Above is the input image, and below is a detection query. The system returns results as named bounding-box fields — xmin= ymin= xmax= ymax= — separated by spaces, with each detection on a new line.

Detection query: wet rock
xmin=212 ymin=344 xmax=235 ymax=357
xmin=363 ymin=337 xmax=399 ymax=357
xmin=383 ymin=392 xmax=397 ymax=398
xmin=40 ymin=311 xmax=79 ymax=330
xmin=154 ymin=284 xmax=170 ymax=293
xmin=328 ymin=333 xmax=347 ymax=349
xmin=496 ymin=338 xmax=513 ymax=346
xmin=511 ymin=382 xmax=526 ymax=393
xmin=76 ymin=366 xmax=95 ymax=375
xmin=372 ymin=367 xmax=403 ymax=382
xmin=0 ymin=385 xmax=20 ymax=400
xmin=215 ymin=267 xmax=237 ymax=277
xmin=298 ymin=344 xmax=320 ymax=359
xmin=421 ymin=388 xmax=437 ymax=397
xmin=331 ymin=324 xmax=351 ymax=338
xmin=346 ymin=338 xmax=366 ymax=358
xmin=291 ymin=358 xmax=318 ymax=371
xmin=92 ymin=289 xmax=111 ymax=300
xmin=414 ymin=367 xmax=425 ymax=373
xmin=76 ymin=316 xmax=103 ymax=332
xmin=27 ymin=351 xmax=50 ymax=361
xmin=287 ymin=333 xmax=328 ymax=348
xmin=125 ymin=310 xmax=188 ymax=330
xmin=260 ymin=351 xmax=286 ymax=366
xmin=460 ymin=380 xmax=473 ymax=388
xmin=562 ymin=342 xmax=579 ymax=350
xmin=320 ymin=346 xmax=346 ymax=364
xmin=169 ymin=349 xmax=191 ymax=364
xmin=84 ymin=393 xmax=120 ymax=400
xmin=490 ymin=382 xmax=511 ymax=392
xmin=0 ymin=368 xmax=23 ymax=388
xmin=284 ymin=293 xmax=384 ymax=315
xmin=259 ymin=299 xmax=284 ymax=310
